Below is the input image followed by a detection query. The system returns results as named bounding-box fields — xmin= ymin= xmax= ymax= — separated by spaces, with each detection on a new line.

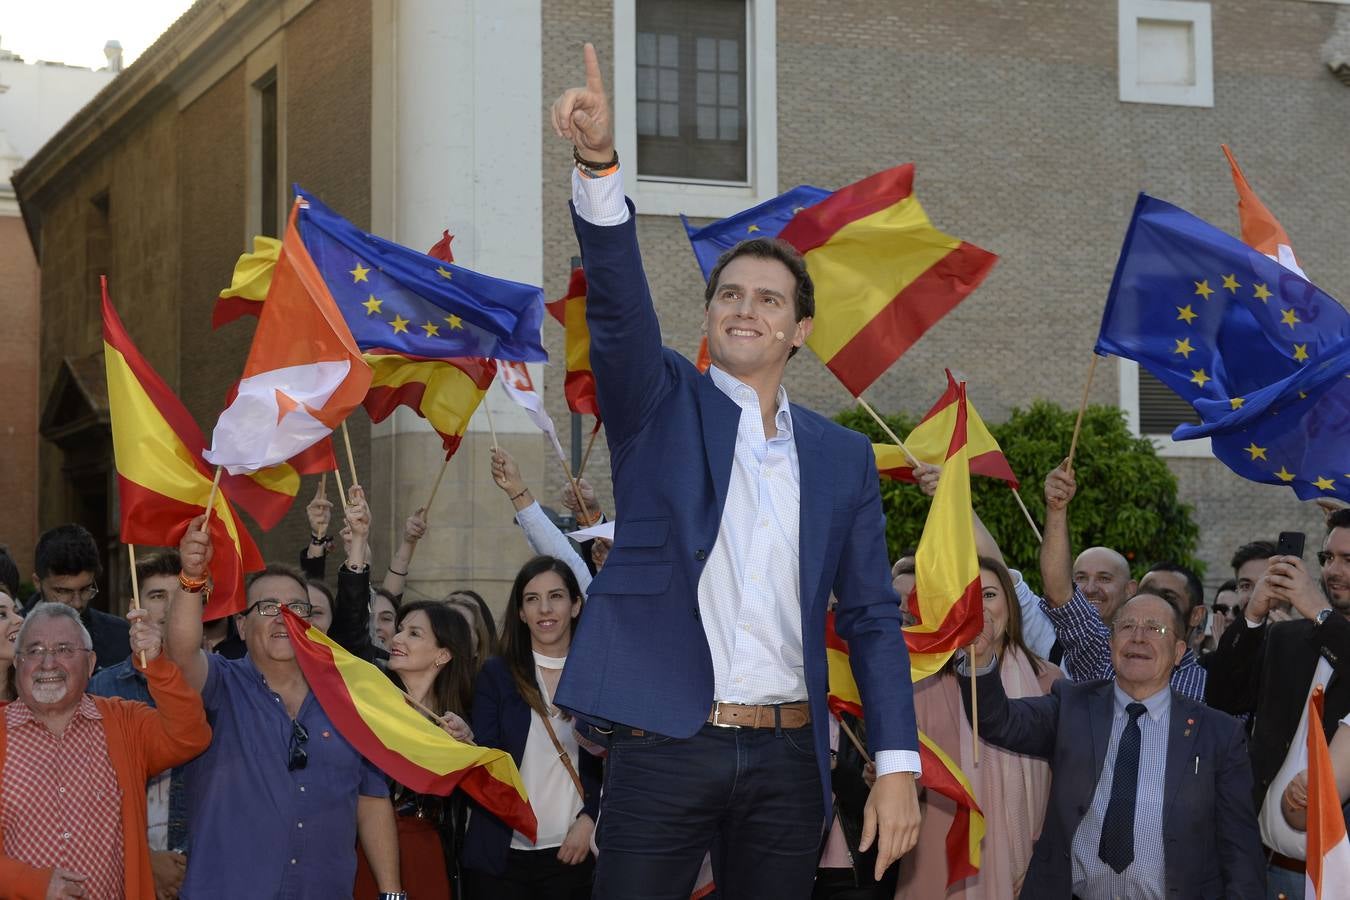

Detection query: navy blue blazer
xmin=554 ymin=202 xmax=918 ymax=824
xmin=965 ymin=671 xmax=1265 ymax=899
xmin=461 ymin=656 xmax=602 ymax=876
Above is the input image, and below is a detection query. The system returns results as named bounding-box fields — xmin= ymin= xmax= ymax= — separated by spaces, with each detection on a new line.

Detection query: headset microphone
xmin=775 ymin=331 xmax=786 ymax=341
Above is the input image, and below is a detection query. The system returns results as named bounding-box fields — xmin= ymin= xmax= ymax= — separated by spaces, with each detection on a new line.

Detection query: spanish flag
xmin=1222 ymin=144 xmax=1305 ymax=278
xmin=905 ymin=381 xmax=984 ymax=681
xmin=281 ymin=609 xmax=537 ymax=842
xmin=216 ymin=432 xmax=336 ymax=531
xmin=1305 ymin=686 xmax=1350 ymax=899
xmin=545 ymin=267 xmax=601 ymax=420
xmin=213 ymin=235 xmax=282 ymax=328
xmin=825 ymin=610 xmax=984 ymax=884
xmin=778 ymin=165 xmax=997 ymax=397
xmin=874 ymin=370 xmax=1018 ymax=488
xmin=102 ymin=280 xmax=263 ymax=617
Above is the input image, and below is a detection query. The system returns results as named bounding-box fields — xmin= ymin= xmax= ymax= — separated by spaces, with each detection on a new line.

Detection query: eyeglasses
xmin=1317 ymin=551 xmax=1349 ymax=567
xmin=1111 ymin=619 xmax=1172 ymax=638
xmin=287 ymin=720 xmax=309 ymax=772
xmin=44 ymin=583 xmax=98 ymax=604
xmin=1212 ymin=604 xmax=1236 ymax=616
xmin=18 ymin=643 xmax=93 ymax=662
xmin=244 ymin=600 xmax=313 ymax=618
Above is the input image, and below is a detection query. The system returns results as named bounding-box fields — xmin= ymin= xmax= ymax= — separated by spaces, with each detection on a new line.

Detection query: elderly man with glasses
xmin=0 ymin=600 xmax=210 ymax=899
xmin=165 ymin=514 xmax=403 ymax=900
xmin=30 ymin=524 xmax=131 ymax=673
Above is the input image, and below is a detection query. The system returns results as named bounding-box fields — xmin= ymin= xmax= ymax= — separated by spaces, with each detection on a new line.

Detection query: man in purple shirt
xmin=166 ymin=516 xmax=403 ymax=899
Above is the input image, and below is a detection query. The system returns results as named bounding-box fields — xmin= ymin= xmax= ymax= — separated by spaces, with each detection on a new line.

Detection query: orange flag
xmin=103 ymin=280 xmax=263 ymax=617
xmin=1221 ymin=145 xmax=1305 ymax=277
xmin=1305 ymin=686 xmax=1350 ymax=898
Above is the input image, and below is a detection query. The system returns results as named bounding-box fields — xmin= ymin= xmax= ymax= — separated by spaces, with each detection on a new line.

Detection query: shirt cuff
xmin=571 ymin=167 xmax=630 ymax=226
xmin=874 ymin=749 xmax=921 ymax=778
xmin=1245 ymin=616 xmax=1264 ymax=628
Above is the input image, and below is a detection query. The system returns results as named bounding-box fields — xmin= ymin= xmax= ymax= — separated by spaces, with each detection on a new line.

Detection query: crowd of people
xmin=2 ymin=40 xmax=1350 ymax=900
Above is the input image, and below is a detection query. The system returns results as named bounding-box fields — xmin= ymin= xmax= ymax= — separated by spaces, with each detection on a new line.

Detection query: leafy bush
xmin=835 ymin=401 xmax=1203 ymax=591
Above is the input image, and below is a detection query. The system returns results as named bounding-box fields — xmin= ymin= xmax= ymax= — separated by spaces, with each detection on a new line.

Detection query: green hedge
xmin=835 ymin=400 xmax=1203 ymax=592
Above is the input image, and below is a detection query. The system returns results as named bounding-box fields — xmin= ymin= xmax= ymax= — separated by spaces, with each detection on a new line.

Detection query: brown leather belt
xmin=1267 ymin=849 xmax=1305 ymax=874
xmin=707 ymin=701 xmax=810 ymax=729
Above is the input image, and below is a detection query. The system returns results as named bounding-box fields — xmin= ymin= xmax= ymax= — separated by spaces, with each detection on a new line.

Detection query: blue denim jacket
xmin=87 ymin=659 xmax=190 ymax=851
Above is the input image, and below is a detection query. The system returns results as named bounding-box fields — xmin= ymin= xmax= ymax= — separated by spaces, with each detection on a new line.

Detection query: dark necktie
xmin=1098 ymin=702 xmax=1147 ymax=874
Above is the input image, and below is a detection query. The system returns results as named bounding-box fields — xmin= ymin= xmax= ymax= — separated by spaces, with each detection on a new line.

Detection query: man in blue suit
xmin=550 ymin=44 xmax=921 ymax=900
xmin=961 ymin=504 xmax=1265 ymax=897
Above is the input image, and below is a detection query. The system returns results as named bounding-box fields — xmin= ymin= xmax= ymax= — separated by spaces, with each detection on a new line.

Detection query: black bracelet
xmin=573 ymin=146 xmax=618 ymax=171
xmin=388 ymin=566 xmax=409 ymax=577
xmin=310 ymin=533 xmax=332 ymax=546
xmin=509 ymin=488 xmax=529 ymax=502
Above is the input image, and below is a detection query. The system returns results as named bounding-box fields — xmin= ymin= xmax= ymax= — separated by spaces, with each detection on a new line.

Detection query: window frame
xmin=1118 ymin=0 xmax=1214 ymax=108
xmin=613 ymin=0 xmax=778 ymax=218
xmin=245 ymin=34 xmax=286 ymax=243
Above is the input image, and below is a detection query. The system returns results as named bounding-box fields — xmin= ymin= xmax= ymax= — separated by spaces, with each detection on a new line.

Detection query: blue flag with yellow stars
xmin=295 ymin=186 xmax=546 ymax=362
xmin=681 ymin=185 xmax=832 ymax=280
xmin=1098 ymin=193 xmax=1350 ymax=501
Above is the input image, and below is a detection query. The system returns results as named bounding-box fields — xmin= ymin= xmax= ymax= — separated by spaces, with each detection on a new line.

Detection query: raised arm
xmin=130 ymin=610 xmax=213 ymax=773
xmin=491 ymin=446 xmax=593 ymax=592
xmin=166 ymin=516 xmax=212 ymax=693
xmin=382 ymin=507 xmax=426 ymax=598
xmin=1039 ymin=463 xmax=1076 ymax=607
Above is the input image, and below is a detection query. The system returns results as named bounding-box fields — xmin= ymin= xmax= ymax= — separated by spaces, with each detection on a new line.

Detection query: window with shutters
xmin=1117 ymin=358 xmax=1212 ymax=457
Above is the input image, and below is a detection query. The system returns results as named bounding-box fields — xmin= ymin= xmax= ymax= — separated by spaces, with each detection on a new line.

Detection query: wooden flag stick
xmin=201 ymin=466 xmax=224 ymax=532
xmin=574 ymin=423 xmax=603 ymax=483
xmin=126 ymin=543 xmax=147 ymax=667
xmin=482 ymin=399 xmax=500 ymax=450
xmin=553 ymin=442 xmax=594 ymax=526
xmin=1066 ymin=354 xmax=1101 ymax=475
xmin=970 ymin=643 xmax=980 ymax=766
xmin=319 ymin=470 xmax=327 ymax=497
xmin=332 ymin=461 xmax=348 ymax=510
xmin=1011 ymin=487 xmax=1043 ymax=543
xmin=835 ymin=712 xmax=873 ymax=766
xmin=425 ymin=457 xmax=451 ymax=514
xmin=341 ymin=421 xmax=360 ymax=488
xmin=856 ymin=396 xmax=921 ymax=468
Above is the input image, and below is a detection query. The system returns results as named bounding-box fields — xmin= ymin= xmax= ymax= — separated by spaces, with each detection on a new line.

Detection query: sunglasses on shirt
xmin=288 ymin=720 xmax=309 ymax=772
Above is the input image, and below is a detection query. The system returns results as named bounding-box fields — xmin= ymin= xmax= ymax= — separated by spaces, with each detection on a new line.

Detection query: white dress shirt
xmin=511 ymin=652 xmax=584 ymax=850
xmin=572 ymin=166 xmax=918 ymax=778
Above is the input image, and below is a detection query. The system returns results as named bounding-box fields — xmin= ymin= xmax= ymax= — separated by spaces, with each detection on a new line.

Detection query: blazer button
xmin=695 ymin=550 xmax=706 ymax=560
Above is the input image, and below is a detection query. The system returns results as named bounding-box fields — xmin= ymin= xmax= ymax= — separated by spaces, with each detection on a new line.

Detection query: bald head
xmin=1073 ymin=546 xmax=1137 ymax=624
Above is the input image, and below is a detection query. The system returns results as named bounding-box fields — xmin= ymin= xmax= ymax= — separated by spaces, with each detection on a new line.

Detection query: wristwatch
xmin=378 ymin=892 xmax=408 ymax=900
xmin=1316 ymin=608 xmax=1335 ymax=627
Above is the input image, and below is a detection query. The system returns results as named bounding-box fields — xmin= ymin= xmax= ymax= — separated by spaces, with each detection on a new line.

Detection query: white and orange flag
xmin=1222 ymin=144 xmax=1306 ymax=278
xmin=204 ymin=199 xmax=372 ymax=474
xmin=1305 ymin=686 xmax=1350 ymax=899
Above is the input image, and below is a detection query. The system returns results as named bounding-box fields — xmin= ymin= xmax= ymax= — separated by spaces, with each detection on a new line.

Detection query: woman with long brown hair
xmin=462 ymin=556 xmax=601 ymax=898
xmin=0 ymin=588 xmax=21 ymax=702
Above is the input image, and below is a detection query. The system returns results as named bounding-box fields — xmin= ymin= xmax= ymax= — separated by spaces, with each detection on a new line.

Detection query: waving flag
xmin=499 ymin=361 xmax=567 ymax=463
xmin=906 ymin=382 xmax=984 ymax=680
xmin=1096 ymin=194 xmax=1350 ymax=502
xmin=544 ymin=267 xmax=601 ymax=419
xmin=826 ymin=609 xmax=984 ymax=884
xmin=280 ymin=609 xmax=536 ymax=840
xmin=103 ymin=280 xmax=263 ymax=617
xmin=875 ymin=370 xmax=1018 ymax=487
xmin=778 ymin=165 xmax=997 ymax=396
xmin=682 ymin=185 xmax=832 ymax=279
xmin=1306 ymin=686 xmax=1350 ymax=899
xmin=217 ymin=432 xmax=338 ymax=531
xmin=213 ymin=235 xmax=282 ymax=328
xmin=204 ymin=200 xmax=372 ymax=474
xmin=1222 ymin=145 xmax=1305 ymax=277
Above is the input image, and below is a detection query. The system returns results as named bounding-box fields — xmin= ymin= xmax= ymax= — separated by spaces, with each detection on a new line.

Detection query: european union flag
xmin=681 ymin=185 xmax=832 ymax=280
xmin=295 ymin=187 xmax=547 ymax=362
xmin=1098 ymin=193 xmax=1350 ymax=501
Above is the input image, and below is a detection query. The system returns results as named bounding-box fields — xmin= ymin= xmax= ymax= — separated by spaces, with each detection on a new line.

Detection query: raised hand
xmin=491 ymin=447 xmax=527 ymax=498
xmin=179 ymin=515 xmax=213 ymax=580
xmin=1267 ymin=555 xmax=1330 ymax=621
xmin=403 ymin=508 xmax=428 ymax=544
xmin=127 ymin=608 xmax=163 ymax=662
xmin=1044 ymin=462 xmax=1076 ymax=513
xmin=307 ymin=477 xmax=333 ymax=539
xmin=550 ymin=43 xmax=613 ymax=160
xmin=560 ymin=476 xmax=602 ymax=524
xmin=345 ymin=485 xmax=371 ymax=540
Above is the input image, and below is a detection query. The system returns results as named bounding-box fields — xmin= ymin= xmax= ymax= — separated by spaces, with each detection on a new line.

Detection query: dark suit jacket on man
xmin=964 ymin=668 xmax=1264 ymax=899
xmin=1204 ymin=613 xmax=1350 ymax=809
xmin=554 ymin=202 xmax=918 ymax=824
xmin=461 ymin=656 xmax=602 ymax=876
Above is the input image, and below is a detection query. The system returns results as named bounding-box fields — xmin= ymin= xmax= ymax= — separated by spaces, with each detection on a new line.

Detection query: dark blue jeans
xmin=593 ymin=721 xmax=822 ymax=900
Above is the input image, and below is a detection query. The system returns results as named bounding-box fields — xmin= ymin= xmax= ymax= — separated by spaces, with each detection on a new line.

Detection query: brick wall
xmin=0 ymin=216 xmax=40 ymax=576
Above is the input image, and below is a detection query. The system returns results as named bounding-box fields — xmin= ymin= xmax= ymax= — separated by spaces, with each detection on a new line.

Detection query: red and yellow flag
xmin=103 ymin=280 xmax=263 ymax=617
xmin=874 ymin=370 xmax=1018 ymax=488
xmin=213 ymin=235 xmax=282 ymax=328
xmin=1306 ymin=686 xmax=1350 ymax=898
xmin=906 ymin=381 xmax=984 ymax=680
xmin=281 ymin=609 xmax=538 ymax=842
xmin=217 ymin=436 xmax=336 ymax=531
xmin=363 ymin=352 xmax=497 ymax=458
xmin=825 ymin=610 xmax=984 ymax=884
xmin=778 ymin=165 xmax=997 ymax=396
xmin=545 ymin=267 xmax=601 ymax=420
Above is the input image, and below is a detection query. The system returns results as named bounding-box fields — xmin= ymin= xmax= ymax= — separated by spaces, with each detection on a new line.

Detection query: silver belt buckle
xmin=710 ymin=701 xmax=742 ymax=728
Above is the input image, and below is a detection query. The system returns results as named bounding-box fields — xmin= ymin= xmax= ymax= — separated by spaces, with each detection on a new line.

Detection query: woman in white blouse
xmin=462 ymin=556 xmax=601 ymax=898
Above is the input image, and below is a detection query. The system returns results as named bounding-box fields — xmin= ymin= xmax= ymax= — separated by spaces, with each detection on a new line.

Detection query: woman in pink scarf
xmin=895 ymin=555 xmax=1061 ymax=900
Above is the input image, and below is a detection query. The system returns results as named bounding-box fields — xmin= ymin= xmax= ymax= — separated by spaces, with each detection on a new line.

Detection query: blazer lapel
xmin=696 ymin=372 xmax=740 ymax=517
xmin=1163 ymin=693 xmax=1197 ymax=816
xmin=1089 ymin=681 xmax=1115 ymax=785
xmin=792 ymin=408 xmax=826 ymax=612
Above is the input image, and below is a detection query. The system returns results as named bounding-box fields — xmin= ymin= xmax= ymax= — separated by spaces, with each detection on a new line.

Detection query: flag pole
xmin=554 ymin=442 xmax=594 ymax=526
xmin=856 ymin=396 xmax=921 ymax=467
xmin=332 ymin=460 xmax=349 ymax=510
xmin=969 ymin=643 xmax=980 ymax=766
xmin=1066 ymin=354 xmax=1101 ymax=475
xmin=127 ymin=543 xmax=147 ymax=667
xmin=1010 ymin=488 xmax=1043 ymax=542
xmin=341 ymin=422 xmax=360 ymax=487
xmin=201 ymin=466 xmax=223 ymax=532
xmin=574 ymin=422 xmax=603 ymax=483
xmin=834 ymin=711 xmax=873 ymax=766
xmin=482 ymin=399 xmax=500 ymax=450
xmin=424 ymin=457 xmax=451 ymax=514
